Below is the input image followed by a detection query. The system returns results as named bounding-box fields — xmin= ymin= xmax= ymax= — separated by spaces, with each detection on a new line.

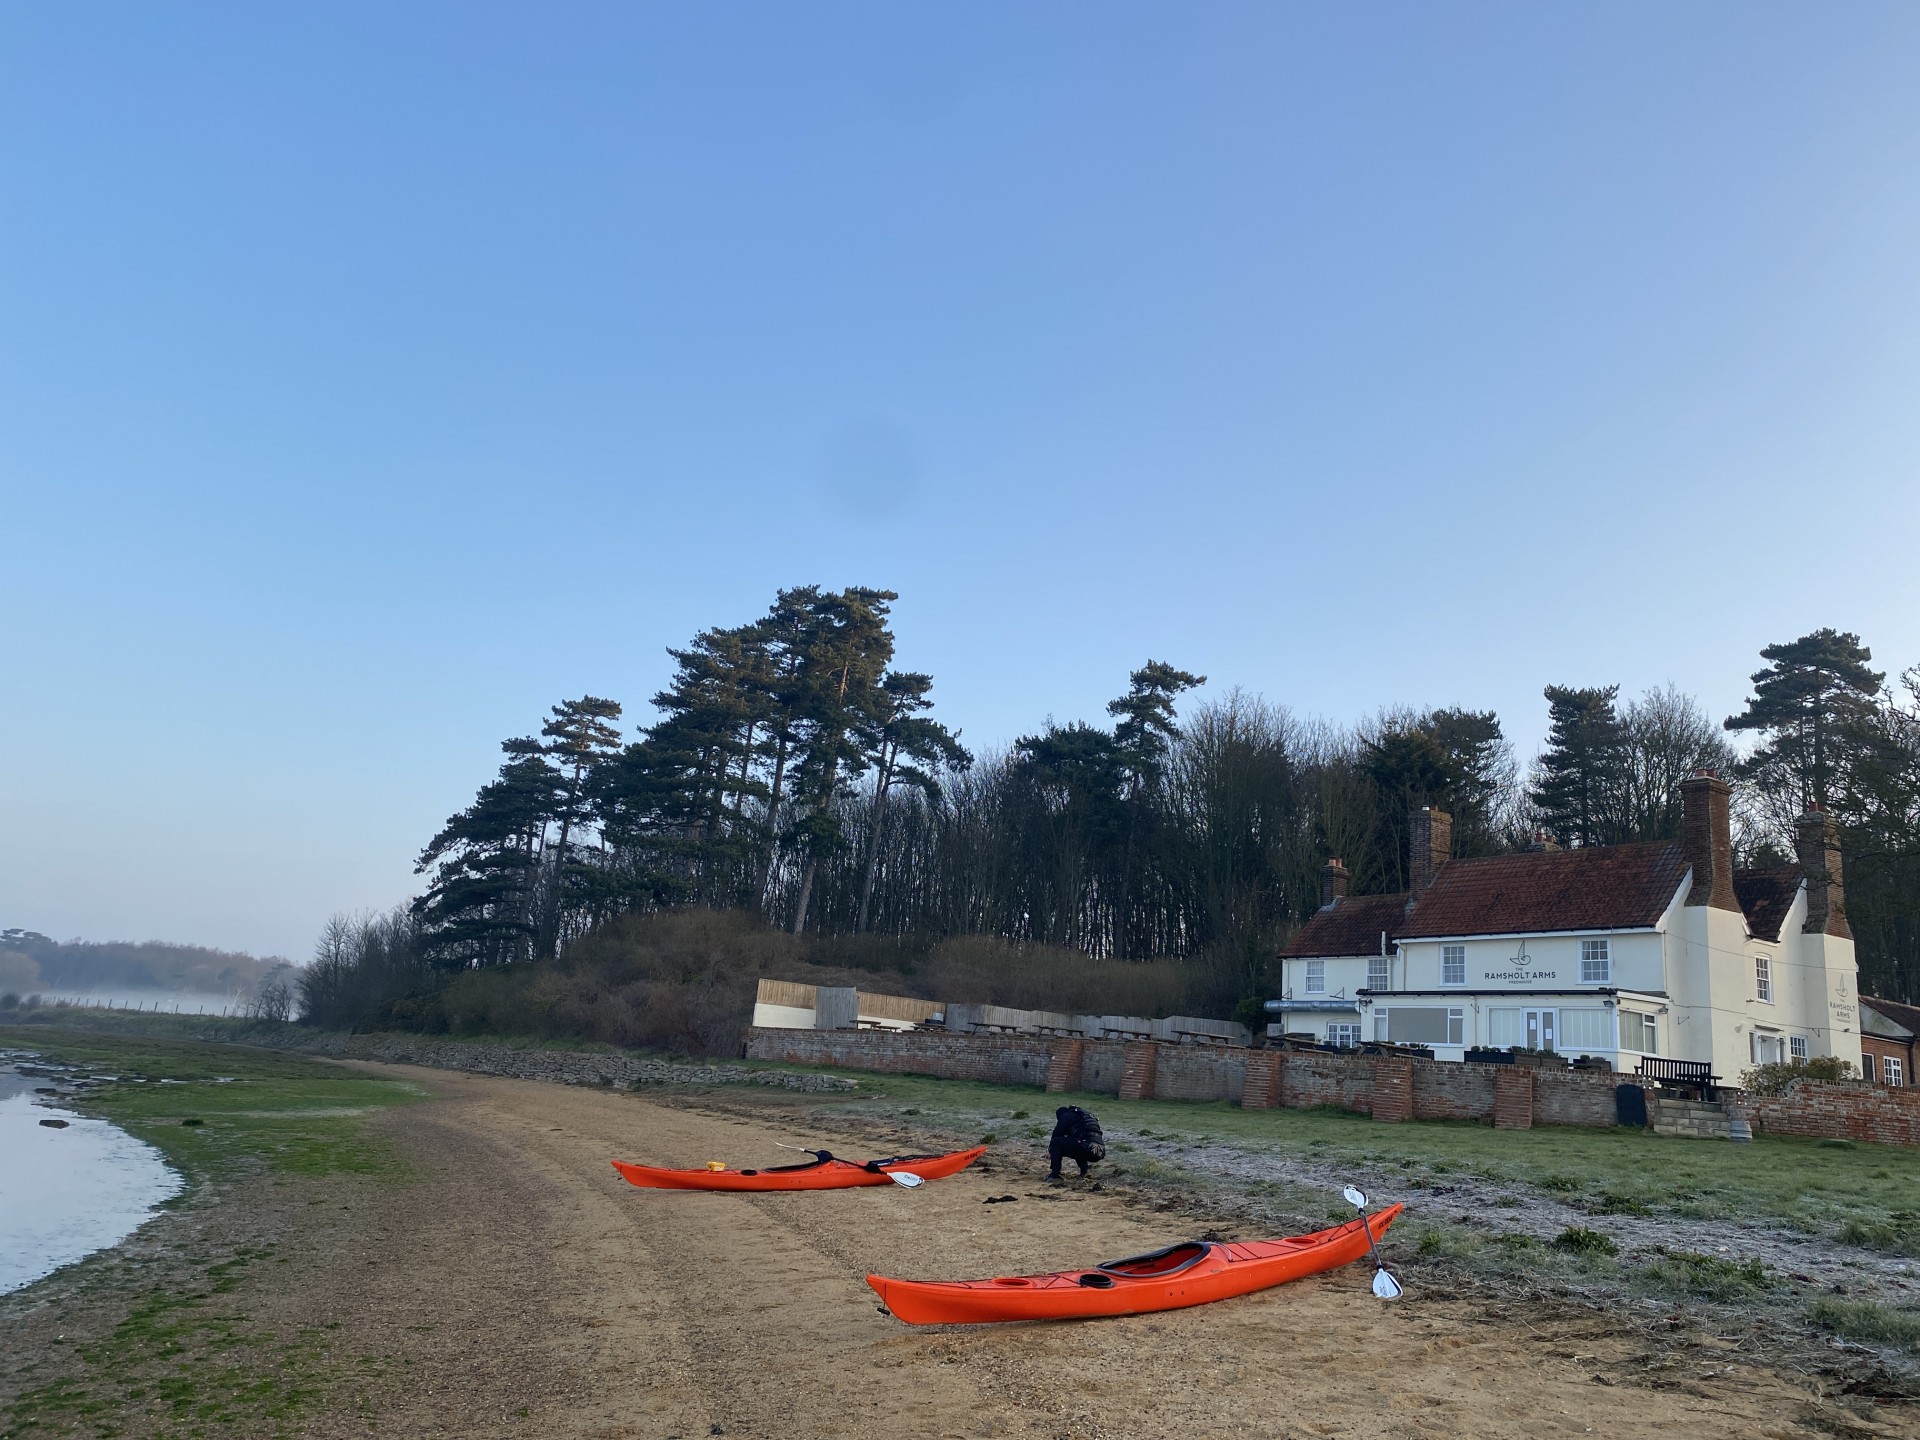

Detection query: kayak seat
xmin=863 ymin=1154 xmax=937 ymax=1172
xmin=1097 ymin=1242 xmax=1213 ymax=1279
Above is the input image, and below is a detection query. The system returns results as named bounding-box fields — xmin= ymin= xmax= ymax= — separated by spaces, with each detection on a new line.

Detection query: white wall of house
xmin=1279 ymin=869 xmax=1862 ymax=1078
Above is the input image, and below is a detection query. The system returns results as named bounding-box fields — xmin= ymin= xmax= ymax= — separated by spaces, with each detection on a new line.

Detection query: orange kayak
xmin=611 ymin=1144 xmax=987 ymax=1192
xmin=868 ymin=1204 xmax=1402 ymax=1324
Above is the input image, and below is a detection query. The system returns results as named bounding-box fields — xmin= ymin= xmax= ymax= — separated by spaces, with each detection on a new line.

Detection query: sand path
xmin=263 ymin=1062 xmax=1904 ymax=1440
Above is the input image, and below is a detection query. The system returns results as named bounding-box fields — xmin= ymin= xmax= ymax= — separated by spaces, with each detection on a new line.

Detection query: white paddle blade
xmin=887 ymin=1171 xmax=925 ymax=1188
xmin=1371 ymin=1268 xmax=1403 ymax=1300
xmin=1342 ymin=1185 xmax=1368 ymax=1209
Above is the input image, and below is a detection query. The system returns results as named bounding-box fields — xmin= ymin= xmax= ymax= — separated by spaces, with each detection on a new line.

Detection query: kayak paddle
xmin=1342 ymin=1185 xmax=1402 ymax=1299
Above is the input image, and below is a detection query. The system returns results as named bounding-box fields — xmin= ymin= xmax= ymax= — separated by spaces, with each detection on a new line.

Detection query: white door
xmin=1525 ymin=1009 xmax=1557 ymax=1052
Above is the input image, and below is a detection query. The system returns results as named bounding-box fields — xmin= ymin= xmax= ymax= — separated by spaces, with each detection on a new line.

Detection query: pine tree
xmin=1531 ymin=685 xmax=1629 ymax=848
xmin=1725 ymin=628 xmax=1884 ymax=812
xmin=854 ymin=671 xmax=971 ymax=932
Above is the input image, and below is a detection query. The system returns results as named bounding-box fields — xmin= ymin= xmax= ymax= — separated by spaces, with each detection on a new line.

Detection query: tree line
xmin=308 ymin=592 xmax=1920 ymax=1026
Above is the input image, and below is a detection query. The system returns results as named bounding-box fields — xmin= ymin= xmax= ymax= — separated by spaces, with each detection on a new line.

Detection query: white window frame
xmin=1367 ymin=954 xmax=1390 ymax=991
xmin=1580 ymin=938 xmax=1610 ymax=984
xmin=1755 ymin=953 xmax=1773 ymax=1004
xmin=1441 ymin=944 xmax=1466 ymax=986
xmin=1326 ymin=1023 xmax=1362 ymax=1049
xmin=1789 ymin=1036 xmax=1808 ymax=1062
xmin=1889 ymin=1057 xmax=1905 ymax=1087
xmin=1619 ymin=1011 xmax=1656 ymax=1055
xmin=1304 ymin=959 xmax=1325 ymax=995
xmin=1446 ymin=1008 xmax=1465 ymax=1046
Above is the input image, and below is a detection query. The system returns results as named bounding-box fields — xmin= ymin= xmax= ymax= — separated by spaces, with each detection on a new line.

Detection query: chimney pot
xmin=1319 ymin=858 xmax=1350 ymax=910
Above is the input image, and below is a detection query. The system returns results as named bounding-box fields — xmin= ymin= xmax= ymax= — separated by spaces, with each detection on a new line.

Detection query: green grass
xmin=769 ymin=1066 xmax=1920 ymax=1247
xmin=1 ymin=1026 xmax=423 ymax=1184
xmin=0 ymin=1029 xmax=422 ymax=1438
xmin=1809 ymin=1299 xmax=1920 ymax=1349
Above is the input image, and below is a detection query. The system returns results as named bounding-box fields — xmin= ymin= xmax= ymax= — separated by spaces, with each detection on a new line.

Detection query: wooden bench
xmin=1636 ymin=1056 xmax=1717 ymax=1099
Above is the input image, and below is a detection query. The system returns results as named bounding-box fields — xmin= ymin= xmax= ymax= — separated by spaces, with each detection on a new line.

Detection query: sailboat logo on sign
xmin=1484 ymin=943 xmax=1556 ymax=985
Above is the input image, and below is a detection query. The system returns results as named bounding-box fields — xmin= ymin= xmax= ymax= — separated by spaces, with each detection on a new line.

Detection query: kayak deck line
xmin=867 ymin=1204 xmax=1402 ymax=1324
xmin=610 ymin=1143 xmax=988 ymax=1191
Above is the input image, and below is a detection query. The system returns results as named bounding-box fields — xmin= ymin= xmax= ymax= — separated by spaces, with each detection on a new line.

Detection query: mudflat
xmin=5 ymin=1062 xmax=1911 ymax=1439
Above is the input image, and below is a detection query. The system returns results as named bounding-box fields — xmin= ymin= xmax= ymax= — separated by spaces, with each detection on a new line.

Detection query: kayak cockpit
xmin=740 ymin=1150 xmax=836 ymax=1176
xmin=1096 ymin=1242 xmax=1214 ymax=1279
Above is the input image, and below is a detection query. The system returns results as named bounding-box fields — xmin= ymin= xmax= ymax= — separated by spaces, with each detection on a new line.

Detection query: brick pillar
xmin=1117 ymin=1041 xmax=1159 ymax=1102
xmin=1241 ymin=1050 xmax=1285 ymax=1110
xmin=1494 ymin=1066 xmax=1534 ymax=1130
xmin=1044 ymin=1040 xmax=1086 ymax=1094
xmin=1371 ymin=1058 xmax=1413 ymax=1123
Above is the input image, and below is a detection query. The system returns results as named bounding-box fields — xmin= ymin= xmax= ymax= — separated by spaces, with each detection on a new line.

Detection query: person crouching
xmin=1048 ymin=1105 xmax=1105 ymax=1181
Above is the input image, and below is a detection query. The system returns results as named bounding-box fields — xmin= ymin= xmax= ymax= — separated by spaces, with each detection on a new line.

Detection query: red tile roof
xmin=1283 ymin=843 xmax=1816 ymax=955
xmin=1399 ymin=843 xmax=1689 ymax=938
xmin=1733 ymin=867 xmax=1802 ymax=943
xmin=1280 ymin=892 xmax=1407 ymax=958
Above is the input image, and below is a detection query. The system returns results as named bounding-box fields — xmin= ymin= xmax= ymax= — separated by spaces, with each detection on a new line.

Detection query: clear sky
xmin=4 ymin=3 xmax=1918 ymax=961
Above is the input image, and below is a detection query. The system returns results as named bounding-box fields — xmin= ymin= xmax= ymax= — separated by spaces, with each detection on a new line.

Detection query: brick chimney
xmin=1408 ymin=806 xmax=1452 ymax=897
xmin=1680 ymin=769 xmax=1738 ymax=911
xmin=1795 ymin=806 xmax=1851 ymax=939
xmin=1319 ymin=858 xmax=1349 ymax=910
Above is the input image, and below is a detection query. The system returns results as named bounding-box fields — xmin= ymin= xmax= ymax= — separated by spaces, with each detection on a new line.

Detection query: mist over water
xmin=0 ymin=1065 xmax=183 ymax=1294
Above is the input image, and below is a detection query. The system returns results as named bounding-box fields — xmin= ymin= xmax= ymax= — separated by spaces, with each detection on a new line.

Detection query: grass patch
xmin=1809 ymin=1299 xmax=1920 ymax=1349
xmin=1642 ymin=1249 xmax=1772 ymax=1301
xmin=1 ymin=1026 xmax=423 ymax=1185
xmin=762 ymin=1067 xmax=1920 ymax=1247
xmin=1551 ymin=1227 xmax=1619 ymax=1256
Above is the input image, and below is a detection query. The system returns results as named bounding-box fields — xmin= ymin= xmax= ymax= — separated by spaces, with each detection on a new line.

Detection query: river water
xmin=0 ymin=1062 xmax=184 ymax=1295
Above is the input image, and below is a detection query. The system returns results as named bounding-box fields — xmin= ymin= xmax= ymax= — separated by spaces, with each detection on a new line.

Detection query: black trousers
xmin=1049 ymin=1140 xmax=1095 ymax=1177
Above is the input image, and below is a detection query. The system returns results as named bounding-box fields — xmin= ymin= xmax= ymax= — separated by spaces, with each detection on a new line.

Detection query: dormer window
xmin=1305 ymin=960 xmax=1326 ymax=995
xmin=1580 ymin=939 xmax=1610 ymax=984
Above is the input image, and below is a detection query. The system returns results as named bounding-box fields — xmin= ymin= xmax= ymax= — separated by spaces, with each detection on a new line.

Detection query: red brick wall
xmin=1278 ymin=1052 xmax=1375 ymax=1115
xmin=1241 ymin=1051 xmax=1284 ymax=1110
xmin=1151 ymin=1044 xmax=1246 ymax=1102
xmin=1493 ymin=1068 xmax=1534 ymax=1129
xmin=1372 ymin=1059 xmax=1413 ymax=1122
xmin=1044 ymin=1040 xmax=1085 ymax=1093
xmin=1749 ymin=1081 xmax=1920 ymax=1146
xmin=1532 ymin=1070 xmax=1621 ymax=1126
xmin=1410 ymin=1060 xmax=1497 ymax=1120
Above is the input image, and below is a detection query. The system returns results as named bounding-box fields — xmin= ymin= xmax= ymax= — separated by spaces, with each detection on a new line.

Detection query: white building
xmin=1269 ymin=773 xmax=1860 ymax=1084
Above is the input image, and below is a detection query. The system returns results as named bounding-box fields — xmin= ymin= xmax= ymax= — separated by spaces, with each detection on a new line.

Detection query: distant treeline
xmin=0 ymin=929 xmax=291 ymax=1001
xmin=301 ymin=588 xmax=1920 ymax=1037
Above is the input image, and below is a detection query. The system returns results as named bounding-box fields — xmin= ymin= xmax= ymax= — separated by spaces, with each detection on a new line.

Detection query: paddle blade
xmin=887 ymin=1171 xmax=925 ymax=1188
xmin=1342 ymin=1185 xmax=1369 ymax=1209
xmin=1371 ymin=1268 xmax=1403 ymax=1300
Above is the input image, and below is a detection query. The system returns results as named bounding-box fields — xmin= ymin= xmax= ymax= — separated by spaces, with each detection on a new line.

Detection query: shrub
xmin=1809 ymin=1299 xmax=1920 ymax=1349
xmin=1740 ymin=1056 xmax=1856 ymax=1095
xmin=1551 ymin=1227 xmax=1619 ymax=1256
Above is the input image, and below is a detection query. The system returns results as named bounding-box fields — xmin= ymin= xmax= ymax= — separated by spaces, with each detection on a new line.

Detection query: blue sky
xmin=4 ymin=3 xmax=1918 ymax=960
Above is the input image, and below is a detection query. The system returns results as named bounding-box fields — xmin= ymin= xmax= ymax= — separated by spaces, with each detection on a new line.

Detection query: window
xmin=1580 ymin=939 xmax=1611 ymax=984
xmin=1304 ymin=960 xmax=1325 ymax=995
xmin=1488 ymin=1009 xmax=1523 ymax=1048
xmin=1789 ymin=1036 xmax=1809 ymax=1061
xmin=1367 ymin=954 xmax=1390 ymax=991
xmin=1889 ymin=1057 xmax=1905 ymax=1088
xmin=1619 ymin=1011 xmax=1657 ymax=1054
xmin=1752 ymin=1032 xmax=1785 ymax=1064
xmin=1559 ymin=1008 xmax=1611 ymax=1050
xmin=1863 ymin=1053 xmax=1878 ymax=1083
xmin=1382 ymin=1007 xmax=1464 ymax=1046
xmin=1441 ymin=945 xmax=1466 ymax=986
xmin=1327 ymin=1023 xmax=1362 ymax=1049
xmin=1755 ymin=954 xmax=1773 ymax=1003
